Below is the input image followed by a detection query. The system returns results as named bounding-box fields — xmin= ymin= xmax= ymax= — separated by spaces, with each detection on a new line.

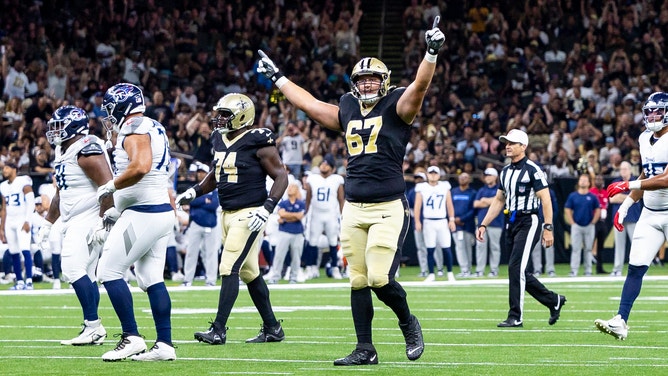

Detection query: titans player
xmin=95 ymin=83 xmax=176 ymax=361
xmin=596 ymin=92 xmax=668 ymax=340
xmin=38 ymin=105 xmax=113 ymax=345
xmin=258 ymin=17 xmax=445 ymax=365
xmin=304 ymin=155 xmax=345 ymax=279
xmin=1 ymin=162 xmax=34 ymax=290
xmin=177 ymin=93 xmax=288 ymax=345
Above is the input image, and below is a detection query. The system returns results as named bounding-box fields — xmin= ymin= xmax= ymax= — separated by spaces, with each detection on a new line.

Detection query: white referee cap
xmin=499 ymin=129 xmax=529 ymax=146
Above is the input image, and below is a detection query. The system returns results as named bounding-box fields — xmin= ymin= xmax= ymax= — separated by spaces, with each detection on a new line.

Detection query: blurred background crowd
xmin=1 ymin=0 xmax=667 ymax=274
xmin=1 ymin=0 xmax=664 ymax=187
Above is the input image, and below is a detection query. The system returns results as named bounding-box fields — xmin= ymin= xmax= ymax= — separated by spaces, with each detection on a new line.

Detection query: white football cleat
xmin=595 ymin=314 xmax=628 ymax=340
xmin=130 ymin=342 xmax=176 ymax=361
xmin=61 ymin=319 xmax=107 ymax=345
xmin=423 ymin=273 xmax=436 ymax=282
xmin=53 ymin=279 xmax=61 ymax=290
xmin=101 ymin=334 xmax=147 ymax=361
xmin=331 ymin=267 xmax=343 ymax=280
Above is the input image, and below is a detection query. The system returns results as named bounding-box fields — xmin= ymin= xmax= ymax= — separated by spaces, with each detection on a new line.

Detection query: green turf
xmin=2 ymin=264 xmax=668 ymax=375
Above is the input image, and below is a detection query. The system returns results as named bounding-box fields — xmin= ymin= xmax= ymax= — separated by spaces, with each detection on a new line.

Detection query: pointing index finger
xmin=432 ymin=15 xmax=440 ymax=29
xmin=258 ymin=50 xmax=268 ymax=59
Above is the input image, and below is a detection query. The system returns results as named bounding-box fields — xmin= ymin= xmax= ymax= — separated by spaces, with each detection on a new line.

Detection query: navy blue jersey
xmin=565 ymin=191 xmax=600 ymax=226
xmin=338 ymin=88 xmax=411 ymax=203
xmin=278 ymin=198 xmax=305 ymax=234
xmin=475 ymin=184 xmax=505 ymax=228
xmin=211 ymin=127 xmax=276 ymax=210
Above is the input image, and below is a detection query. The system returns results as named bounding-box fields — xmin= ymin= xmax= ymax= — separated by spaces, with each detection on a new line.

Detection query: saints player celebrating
xmin=257 ymin=17 xmax=445 ymax=366
xmin=177 ymin=93 xmax=288 ymax=345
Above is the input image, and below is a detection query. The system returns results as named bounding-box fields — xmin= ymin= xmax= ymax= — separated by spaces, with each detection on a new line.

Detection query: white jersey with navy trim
xmin=112 ymin=116 xmax=171 ymax=211
xmin=54 ymin=135 xmax=109 ymax=221
xmin=639 ymin=130 xmax=668 ymax=211
xmin=0 ymin=175 xmax=33 ymax=223
xmin=415 ymin=181 xmax=452 ymax=219
xmin=306 ymin=173 xmax=344 ymax=213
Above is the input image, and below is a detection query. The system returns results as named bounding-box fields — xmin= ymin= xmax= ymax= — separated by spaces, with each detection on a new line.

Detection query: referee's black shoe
xmin=497 ymin=319 xmax=523 ymax=327
xmin=334 ymin=344 xmax=379 ymax=366
xmin=549 ymin=295 xmax=567 ymax=325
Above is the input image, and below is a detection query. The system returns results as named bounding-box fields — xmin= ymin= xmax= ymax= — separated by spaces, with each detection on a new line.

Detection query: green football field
xmin=2 ymin=264 xmax=668 ymax=375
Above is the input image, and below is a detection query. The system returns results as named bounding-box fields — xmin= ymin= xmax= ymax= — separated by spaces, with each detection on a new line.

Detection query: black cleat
xmin=549 ymin=295 xmax=567 ymax=325
xmin=497 ymin=319 xmax=523 ymax=327
xmin=334 ymin=345 xmax=379 ymax=366
xmin=399 ymin=314 xmax=424 ymax=361
xmin=194 ymin=323 xmax=226 ymax=345
xmin=246 ymin=321 xmax=285 ymax=343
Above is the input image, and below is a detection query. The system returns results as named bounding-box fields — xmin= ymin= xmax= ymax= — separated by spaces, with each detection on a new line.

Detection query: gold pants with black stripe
xmin=219 ymin=206 xmax=263 ymax=283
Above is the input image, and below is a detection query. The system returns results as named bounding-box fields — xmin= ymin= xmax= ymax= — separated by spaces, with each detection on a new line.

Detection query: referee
xmin=476 ymin=129 xmax=566 ymax=327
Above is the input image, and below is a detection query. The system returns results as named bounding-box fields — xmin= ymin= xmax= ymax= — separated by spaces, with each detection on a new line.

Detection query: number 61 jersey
xmin=211 ymin=127 xmax=276 ymax=211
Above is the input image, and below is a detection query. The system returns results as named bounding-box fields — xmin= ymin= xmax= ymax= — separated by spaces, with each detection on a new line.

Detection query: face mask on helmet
xmin=642 ymin=92 xmax=668 ymax=132
xmin=101 ymin=83 xmax=146 ymax=133
xmin=350 ymin=57 xmax=391 ymax=106
xmin=211 ymin=93 xmax=255 ymax=134
xmin=46 ymin=105 xmax=89 ymax=146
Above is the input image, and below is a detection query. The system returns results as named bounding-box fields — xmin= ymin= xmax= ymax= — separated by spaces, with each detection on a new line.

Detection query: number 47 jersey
xmin=415 ymin=181 xmax=453 ymax=220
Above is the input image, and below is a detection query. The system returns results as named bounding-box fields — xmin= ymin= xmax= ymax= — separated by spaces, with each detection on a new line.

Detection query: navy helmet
xmin=101 ymin=83 xmax=146 ymax=132
xmin=47 ymin=105 xmax=89 ymax=146
xmin=642 ymin=91 xmax=668 ymax=132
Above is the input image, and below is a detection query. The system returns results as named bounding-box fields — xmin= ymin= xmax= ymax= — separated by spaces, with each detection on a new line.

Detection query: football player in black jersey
xmin=257 ymin=17 xmax=445 ymax=366
xmin=176 ymin=93 xmax=289 ymax=345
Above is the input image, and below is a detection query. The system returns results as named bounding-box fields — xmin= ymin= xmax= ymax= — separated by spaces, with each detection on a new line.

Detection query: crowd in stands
xmin=0 ymin=0 xmax=665 ymax=186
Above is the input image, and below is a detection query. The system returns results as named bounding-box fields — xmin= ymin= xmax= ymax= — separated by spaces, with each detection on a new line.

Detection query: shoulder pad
xmin=80 ymin=142 xmax=104 ymax=156
xmin=249 ymin=128 xmax=276 ymax=146
xmin=119 ymin=116 xmax=150 ymax=136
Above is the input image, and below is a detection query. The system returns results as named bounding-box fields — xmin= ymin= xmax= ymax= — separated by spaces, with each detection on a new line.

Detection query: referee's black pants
xmin=505 ymin=215 xmax=558 ymax=321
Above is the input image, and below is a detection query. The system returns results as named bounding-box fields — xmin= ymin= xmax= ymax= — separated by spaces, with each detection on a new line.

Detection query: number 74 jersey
xmin=211 ymin=127 xmax=276 ymax=211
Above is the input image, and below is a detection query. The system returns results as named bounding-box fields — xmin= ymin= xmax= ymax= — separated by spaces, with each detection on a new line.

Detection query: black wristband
xmin=271 ymin=72 xmax=285 ymax=83
xmin=263 ymin=197 xmax=278 ymax=212
xmin=193 ymin=184 xmax=203 ymax=197
xmin=478 ymin=224 xmax=487 ymax=229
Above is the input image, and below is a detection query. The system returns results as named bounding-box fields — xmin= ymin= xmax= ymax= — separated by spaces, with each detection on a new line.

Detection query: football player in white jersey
xmin=304 ymin=155 xmax=344 ymax=279
xmin=596 ymin=92 xmax=668 ymax=340
xmin=95 ymin=83 xmax=176 ymax=361
xmin=37 ymin=105 xmax=113 ymax=344
xmin=413 ymin=166 xmax=456 ymax=282
xmin=1 ymin=162 xmax=35 ymax=290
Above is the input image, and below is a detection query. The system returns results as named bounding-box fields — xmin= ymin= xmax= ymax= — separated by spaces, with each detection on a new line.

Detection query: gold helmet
xmin=350 ymin=57 xmax=391 ymax=105
xmin=212 ymin=93 xmax=255 ymax=134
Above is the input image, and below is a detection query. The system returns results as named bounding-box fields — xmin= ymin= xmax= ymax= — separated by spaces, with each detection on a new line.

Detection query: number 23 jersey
xmin=211 ymin=127 xmax=276 ymax=211
xmin=338 ymin=88 xmax=411 ymax=203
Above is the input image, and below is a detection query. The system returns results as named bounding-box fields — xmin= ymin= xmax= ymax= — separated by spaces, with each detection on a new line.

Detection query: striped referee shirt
xmin=499 ymin=156 xmax=549 ymax=212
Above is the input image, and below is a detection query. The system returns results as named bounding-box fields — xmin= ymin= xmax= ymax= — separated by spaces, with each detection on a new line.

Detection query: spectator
xmin=564 ymin=174 xmax=600 ymax=277
xmin=452 ymin=172 xmax=477 ymax=278
xmin=473 ymin=168 xmax=504 ymax=278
